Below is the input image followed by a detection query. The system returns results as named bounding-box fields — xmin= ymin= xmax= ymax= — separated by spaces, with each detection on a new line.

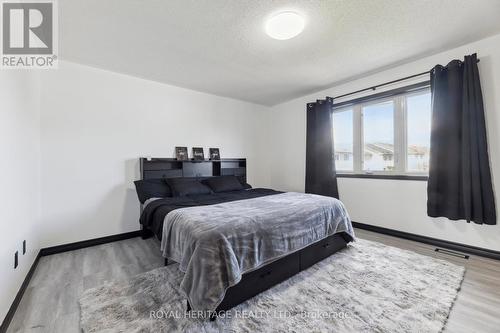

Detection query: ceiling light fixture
xmin=265 ymin=11 xmax=305 ymax=40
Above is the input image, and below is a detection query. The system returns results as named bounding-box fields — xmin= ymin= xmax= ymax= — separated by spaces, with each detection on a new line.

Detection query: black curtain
xmin=305 ymin=97 xmax=339 ymax=199
xmin=428 ymin=53 xmax=496 ymax=225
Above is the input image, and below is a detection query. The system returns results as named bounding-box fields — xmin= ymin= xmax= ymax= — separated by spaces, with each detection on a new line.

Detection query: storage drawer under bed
xmin=214 ymin=232 xmax=349 ymax=312
xmin=299 ymin=233 xmax=349 ymax=270
xmin=216 ymin=251 xmax=300 ymax=311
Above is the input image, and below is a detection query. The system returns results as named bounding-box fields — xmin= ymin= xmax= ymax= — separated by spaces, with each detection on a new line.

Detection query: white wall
xmin=39 ymin=61 xmax=271 ymax=248
xmin=268 ymin=33 xmax=500 ymax=251
xmin=0 ymin=71 xmax=41 ymax=322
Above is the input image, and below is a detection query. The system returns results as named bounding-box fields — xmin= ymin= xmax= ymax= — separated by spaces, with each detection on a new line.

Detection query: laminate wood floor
xmin=6 ymin=229 xmax=500 ymax=333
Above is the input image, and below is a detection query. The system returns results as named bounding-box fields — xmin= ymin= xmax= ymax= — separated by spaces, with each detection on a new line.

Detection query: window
xmin=332 ymin=108 xmax=353 ymax=171
xmin=362 ymin=101 xmax=394 ymax=172
xmin=332 ymin=85 xmax=431 ymax=176
xmin=406 ymin=92 xmax=431 ymax=172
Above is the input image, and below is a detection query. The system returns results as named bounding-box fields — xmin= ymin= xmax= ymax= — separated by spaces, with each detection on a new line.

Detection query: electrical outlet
xmin=23 ymin=240 xmax=26 ymax=255
xmin=14 ymin=251 xmax=18 ymax=269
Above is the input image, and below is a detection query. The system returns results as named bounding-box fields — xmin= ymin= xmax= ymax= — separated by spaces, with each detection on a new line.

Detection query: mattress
xmin=140 ymin=188 xmax=282 ymax=239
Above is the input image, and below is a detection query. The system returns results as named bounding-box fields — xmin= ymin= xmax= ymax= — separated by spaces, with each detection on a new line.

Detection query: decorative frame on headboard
xmin=139 ymin=157 xmax=247 ymax=239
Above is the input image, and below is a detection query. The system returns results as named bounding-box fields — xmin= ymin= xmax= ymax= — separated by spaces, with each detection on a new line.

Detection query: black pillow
xmin=240 ymin=181 xmax=252 ymax=190
xmin=134 ymin=179 xmax=172 ymax=204
xmin=166 ymin=178 xmax=212 ymax=197
xmin=203 ymin=176 xmax=245 ymax=193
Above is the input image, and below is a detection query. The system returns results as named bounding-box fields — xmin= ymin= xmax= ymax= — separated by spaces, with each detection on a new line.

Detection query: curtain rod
xmin=333 ymin=59 xmax=480 ymax=101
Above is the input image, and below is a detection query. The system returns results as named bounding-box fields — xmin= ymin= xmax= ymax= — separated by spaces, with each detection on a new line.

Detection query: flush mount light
xmin=265 ymin=11 xmax=305 ymax=40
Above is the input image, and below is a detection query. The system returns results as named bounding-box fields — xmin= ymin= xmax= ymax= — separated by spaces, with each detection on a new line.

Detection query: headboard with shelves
xmin=139 ymin=158 xmax=247 ymax=183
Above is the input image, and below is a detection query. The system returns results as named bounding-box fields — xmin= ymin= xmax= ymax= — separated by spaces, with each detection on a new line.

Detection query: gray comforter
xmin=160 ymin=192 xmax=354 ymax=311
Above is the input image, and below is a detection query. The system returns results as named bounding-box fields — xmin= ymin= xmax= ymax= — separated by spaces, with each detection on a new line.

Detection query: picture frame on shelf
xmin=175 ymin=146 xmax=188 ymax=160
xmin=209 ymin=148 xmax=220 ymax=160
xmin=192 ymin=147 xmax=205 ymax=160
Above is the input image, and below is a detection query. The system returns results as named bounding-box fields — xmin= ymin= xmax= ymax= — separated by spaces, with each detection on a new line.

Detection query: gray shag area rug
xmin=79 ymin=239 xmax=465 ymax=333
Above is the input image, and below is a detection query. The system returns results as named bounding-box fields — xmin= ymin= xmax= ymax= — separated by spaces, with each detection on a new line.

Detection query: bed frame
xmin=139 ymin=157 xmax=351 ymax=319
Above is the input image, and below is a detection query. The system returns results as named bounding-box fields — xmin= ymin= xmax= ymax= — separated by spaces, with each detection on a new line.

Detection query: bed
xmin=136 ymin=158 xmax=354 ymax=318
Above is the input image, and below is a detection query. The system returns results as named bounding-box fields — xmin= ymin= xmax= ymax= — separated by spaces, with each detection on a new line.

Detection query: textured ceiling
xmin=60 ymin=0 xmax=500 ymax=106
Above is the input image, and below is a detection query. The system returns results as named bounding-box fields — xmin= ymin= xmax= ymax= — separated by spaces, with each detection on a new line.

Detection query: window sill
xmin=337 ymin=174 xmax=428 ymax=181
